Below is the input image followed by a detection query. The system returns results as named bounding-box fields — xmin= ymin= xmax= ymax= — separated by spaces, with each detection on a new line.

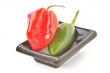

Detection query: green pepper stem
xmin=71 ymin=10 xmax=80 ymax=26
xmin=47 ymin=5 xmax=65 ymax=10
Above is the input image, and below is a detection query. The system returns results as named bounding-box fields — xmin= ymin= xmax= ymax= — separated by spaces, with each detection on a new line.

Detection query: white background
xmin=0 ymin=0 xmax=110 ymax=73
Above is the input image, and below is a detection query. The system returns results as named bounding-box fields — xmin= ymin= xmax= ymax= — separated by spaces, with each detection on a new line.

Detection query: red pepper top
xmin=27 ymin=8 xmax=58 ymax=51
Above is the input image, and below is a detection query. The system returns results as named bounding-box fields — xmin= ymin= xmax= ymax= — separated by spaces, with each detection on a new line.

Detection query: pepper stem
xmin=71 ymin=10 xmax=80 ymax=26
xmin=47 ymin=5 xmax=65 ymax=10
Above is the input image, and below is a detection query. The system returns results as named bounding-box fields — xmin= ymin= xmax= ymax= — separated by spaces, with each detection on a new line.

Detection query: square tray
xmin=16 ymin=26 xmax=97 ymax=68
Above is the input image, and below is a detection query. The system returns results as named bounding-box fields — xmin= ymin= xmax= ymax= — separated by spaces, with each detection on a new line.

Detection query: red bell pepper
xmin=27 ymin=5 xmax=64 ymax=51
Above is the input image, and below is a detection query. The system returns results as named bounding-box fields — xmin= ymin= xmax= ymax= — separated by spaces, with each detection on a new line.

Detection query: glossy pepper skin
xmin=48 ymin=10 xmax=79 ymax=56
xmin=27 ymin=7 xmax=58 ymax=51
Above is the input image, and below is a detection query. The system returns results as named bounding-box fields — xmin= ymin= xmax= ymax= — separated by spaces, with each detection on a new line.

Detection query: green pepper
xmin=48 ymin=10 xmax=79 ymax=56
